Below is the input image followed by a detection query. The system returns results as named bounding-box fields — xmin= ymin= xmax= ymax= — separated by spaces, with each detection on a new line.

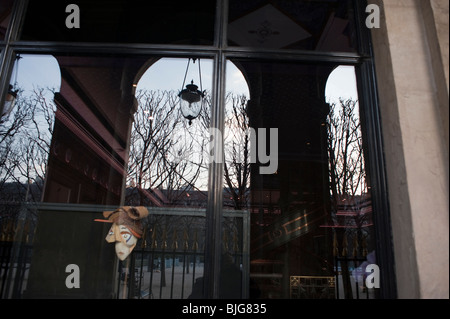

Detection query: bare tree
xmin=126 ymin=89 xmax=205 ymax=206
xmin=1 ymin=88 xmax=55 ymax=200
xmin=0 ymin=89 xmax=33 ymax=195
xmin=327 ymin=98 xmax=367 ymax=202
xmin=326 ymin=98 xmax=370 ymax=299
xmin=12 ymin=88 xmax=56 ymax=201
xmin=0 ymin=87 xmax=55 ymax=257
xmin=223 ymin=93 xmax=251 ymax=210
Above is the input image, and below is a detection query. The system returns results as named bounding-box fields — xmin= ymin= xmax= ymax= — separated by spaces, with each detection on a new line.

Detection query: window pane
xmin=224 ymin=58 xmax=377 ymax=299
xmin=0 ymin=54 xmax=214 ymax=298
xmin=21 ymin=1 xmax=216 ymax=45
xmin=227 ymin=0 xmax=358 ymax=53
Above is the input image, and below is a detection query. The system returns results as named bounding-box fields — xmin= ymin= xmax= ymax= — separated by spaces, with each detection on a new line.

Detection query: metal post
xmin=202 ymin=0 xmax=227 ymax=299
xmin=0 ymin=0 xmax=28 ymax=117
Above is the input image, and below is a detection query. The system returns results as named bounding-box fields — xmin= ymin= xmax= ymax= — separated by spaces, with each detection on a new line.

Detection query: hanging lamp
xmin=178 ymin=58 xmax=205 ymax=125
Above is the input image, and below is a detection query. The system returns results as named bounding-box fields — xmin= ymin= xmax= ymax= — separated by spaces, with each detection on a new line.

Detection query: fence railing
xmin=117 ymin=207 xmax=249 ymax=299
xmin=1 ymin=202 xmax=375 ymax=299
xmin=0 ymin=203 xmax=250 ymax=299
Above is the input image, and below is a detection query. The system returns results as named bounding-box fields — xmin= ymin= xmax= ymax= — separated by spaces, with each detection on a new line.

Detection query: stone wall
xmin=369 ymin=0 xmax=449 ymax=299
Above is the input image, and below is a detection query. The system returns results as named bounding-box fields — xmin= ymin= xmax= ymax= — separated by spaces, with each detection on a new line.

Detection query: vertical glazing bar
xmin=0 ymin=0 xmax=30 ymax=297
xmin=203 ymin=51 xmax=226 ymax=299
xmin=0 ymin=48 xmax=13 ymax=117
xmin=353 ymin=0 xmax=396 ymax=299
xmin=0 ymin=0 xmax=28 ymax=121
xmin=355 ymin=61 xmax=397 ymax=299
xmin=203 ymin=0 xmax=227 ymax=299
xmin=0 ymin=0 xmax=28 ymax=119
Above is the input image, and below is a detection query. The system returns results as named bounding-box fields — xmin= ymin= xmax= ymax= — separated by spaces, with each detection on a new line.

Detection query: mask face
xmin=105 ymin=224 xmax=138 ymax=260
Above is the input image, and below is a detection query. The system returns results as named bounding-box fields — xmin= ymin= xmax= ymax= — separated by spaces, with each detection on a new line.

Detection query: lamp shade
xmin=179 ymin=81 xmax=204 ymax=125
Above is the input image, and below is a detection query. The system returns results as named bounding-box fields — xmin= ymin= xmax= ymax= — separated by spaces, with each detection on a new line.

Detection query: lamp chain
xmin=181 ymin=58 xmax=191 ymax=91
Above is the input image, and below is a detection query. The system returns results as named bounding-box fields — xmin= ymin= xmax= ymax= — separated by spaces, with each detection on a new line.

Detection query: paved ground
xmin=118 ymin=264 xmax=204 ymax=299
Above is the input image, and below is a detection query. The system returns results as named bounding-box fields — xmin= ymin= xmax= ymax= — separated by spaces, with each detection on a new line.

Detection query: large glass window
xmin=1 ymin=0 xmax=392 ymax=300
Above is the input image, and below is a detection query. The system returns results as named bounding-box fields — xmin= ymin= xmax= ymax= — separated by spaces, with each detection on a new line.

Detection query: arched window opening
xmin=1 ymin=54 xmax=61 ymax=203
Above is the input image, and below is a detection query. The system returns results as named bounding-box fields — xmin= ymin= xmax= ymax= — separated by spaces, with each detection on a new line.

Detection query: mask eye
xmin=121 ymin=232 xmax=132 ymax=242
xmin=108 ymin=229 xmax=114 ymax=236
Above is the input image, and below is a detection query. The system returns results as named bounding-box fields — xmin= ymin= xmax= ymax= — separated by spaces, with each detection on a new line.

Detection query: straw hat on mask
xmin=95 ymin=206 xmax=149 ymax=238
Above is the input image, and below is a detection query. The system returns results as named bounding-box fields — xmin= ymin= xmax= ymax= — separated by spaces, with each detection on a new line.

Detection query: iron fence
xmin=1 ymin=202 xmax=376 ymax=299
xmin=117 ymin=208 xmax=249 ymax=299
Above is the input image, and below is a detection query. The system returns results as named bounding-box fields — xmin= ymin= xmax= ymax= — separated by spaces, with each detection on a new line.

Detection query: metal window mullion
xmin=355 ymin=61 xmax=397 ymax=299
xmin=9 ymin=41 xmax=219 ymax=56
xmin=203 ymin=0 xmax=228 ymax=299
xmin=353 ymin=0 xmax=397 ymax=297
xmin=0 ymin=0 xmax=28 ymax=117
xmin=353 ymin=0 xmax=373 ymax=58
xmin=0 ymin=48 xmax=14 ymax=117
xmin=204 ymin=51 xmax=226 ymax=299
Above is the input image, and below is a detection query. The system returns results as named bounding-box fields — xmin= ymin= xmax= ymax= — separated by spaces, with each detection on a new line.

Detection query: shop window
xmin=1 ymin=0 xmax=392 ymax=300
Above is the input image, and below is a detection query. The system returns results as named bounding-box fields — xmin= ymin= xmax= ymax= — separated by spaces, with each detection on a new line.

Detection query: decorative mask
xmin=95 ymin=206 xmax=149 ymax=260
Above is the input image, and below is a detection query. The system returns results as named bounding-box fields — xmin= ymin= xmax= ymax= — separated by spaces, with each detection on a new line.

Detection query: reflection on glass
xmin=0 ymin=0 xmax=13 ymax=41
xmin=21 ymin=1 xmax=216 ymax=45
xmin=0 ymin=54 xmax=61 ymax=298
xmin=218 ymin=63 xmax=252 ymax=299
xmin=132 ymin=58 xmax=248 ymax=299
xmin=1 ymin=55 xmax=60 ymax=204
xmin=0 ymin=54 xmax=377 ymax=299
xmin=0 ymin=54 xmax=219 ymax=299
xmin=228 ymin=0 xmax=358 ymax=52
xmin=132 ymin=58 xmax=213 ymax=200
xmin=224 ymin=59 xmax=376 ymax=299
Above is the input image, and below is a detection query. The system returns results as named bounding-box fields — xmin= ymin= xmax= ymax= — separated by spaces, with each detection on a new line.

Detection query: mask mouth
xmin=115 ymin=244 xmax=135 ymax=261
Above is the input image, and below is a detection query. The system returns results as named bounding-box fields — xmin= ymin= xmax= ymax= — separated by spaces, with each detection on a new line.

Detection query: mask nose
xmin=105 ymin=224 xmax=123 ymax=243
